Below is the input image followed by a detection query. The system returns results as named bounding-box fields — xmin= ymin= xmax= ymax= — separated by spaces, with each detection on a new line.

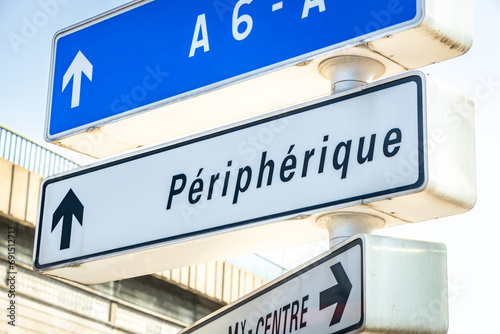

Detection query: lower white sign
xmin=180 ymin=239 xmax=363 ymax=334
xmin=180 ymin=234 xmax=450 ymax=334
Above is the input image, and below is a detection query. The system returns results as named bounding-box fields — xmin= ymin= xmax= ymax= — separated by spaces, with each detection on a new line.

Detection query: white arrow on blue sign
xmin=46 ymin=0 xmax=424 ymax=142
xmin=62 ymin=51 xmax=93 ymax=109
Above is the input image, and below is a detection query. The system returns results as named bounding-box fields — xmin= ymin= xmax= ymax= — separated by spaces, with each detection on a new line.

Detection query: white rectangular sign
xmin=33 ymin=71 xmax=475 ymax=284
xmin=180 ymin=234 xmax=449 ymax=334
xmin=180 ymin=238 xmax=364 ymax=334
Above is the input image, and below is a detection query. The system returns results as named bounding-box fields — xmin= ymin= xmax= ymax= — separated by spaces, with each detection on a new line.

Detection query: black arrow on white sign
xmin=319 ymin=262 xmax=353 ymax=326
xmin=51 ymin=189 xmax=84 ymax=250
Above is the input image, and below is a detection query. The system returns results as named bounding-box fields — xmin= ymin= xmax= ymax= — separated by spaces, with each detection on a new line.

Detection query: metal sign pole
xmin=316 ymin=55 xmax=387 ymax=248
xmin=318 ymin=55 xmax=386 ymax=93
xmin=316 ymin=212 xmax=385 ymax=248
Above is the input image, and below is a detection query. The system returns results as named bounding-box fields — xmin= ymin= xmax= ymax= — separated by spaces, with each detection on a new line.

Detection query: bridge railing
xmin=0 ymin=124 xmax=79 ymax=177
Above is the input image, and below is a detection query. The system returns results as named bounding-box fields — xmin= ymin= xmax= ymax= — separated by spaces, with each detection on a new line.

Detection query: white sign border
xmin=34 ymin=73 xmax=426 ymax=272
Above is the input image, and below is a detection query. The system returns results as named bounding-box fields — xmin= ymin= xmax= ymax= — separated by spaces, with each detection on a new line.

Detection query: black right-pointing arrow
xmin=51 ymin=189 xmax=84 ymax=250
xmin=319 ymin=262 xmax=353 ymax=326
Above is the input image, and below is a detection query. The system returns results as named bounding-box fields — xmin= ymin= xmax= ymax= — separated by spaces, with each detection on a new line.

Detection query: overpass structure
xmin=0 ymin=124 xmax=286 ymax=333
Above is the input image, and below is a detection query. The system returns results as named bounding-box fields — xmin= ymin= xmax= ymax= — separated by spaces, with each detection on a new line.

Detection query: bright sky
xmin=1 ymin=1 xmax=499 ymax=333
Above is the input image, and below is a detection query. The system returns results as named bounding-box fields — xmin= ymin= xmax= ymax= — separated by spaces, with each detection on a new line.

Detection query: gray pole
xmin=316 ymin=55 xmax=386 ymax=247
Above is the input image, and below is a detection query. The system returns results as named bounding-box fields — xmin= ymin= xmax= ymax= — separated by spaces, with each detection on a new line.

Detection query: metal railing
xmin=0 ymin=124 xmax=79 ymax=177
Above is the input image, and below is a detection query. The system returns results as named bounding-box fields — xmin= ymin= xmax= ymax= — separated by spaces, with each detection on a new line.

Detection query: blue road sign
xmin=46 ymin=0 xmax=421 ymax=141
